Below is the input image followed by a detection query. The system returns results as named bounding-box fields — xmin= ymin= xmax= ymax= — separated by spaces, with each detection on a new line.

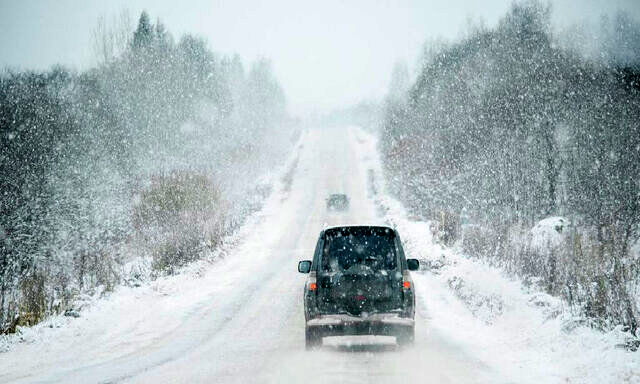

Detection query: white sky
xmin=1 ymin=0 xmax=638 ymax=115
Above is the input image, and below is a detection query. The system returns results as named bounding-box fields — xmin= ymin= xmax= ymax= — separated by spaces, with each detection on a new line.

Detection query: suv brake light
xmin=402 ymin=271 xmax=411 ymax=289
xmin=308 ymin=273 xmax=317 ymax=291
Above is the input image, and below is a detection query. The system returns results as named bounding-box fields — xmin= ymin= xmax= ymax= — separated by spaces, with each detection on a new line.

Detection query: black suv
xmin=298 ymin=225 xmax=419 ymax=349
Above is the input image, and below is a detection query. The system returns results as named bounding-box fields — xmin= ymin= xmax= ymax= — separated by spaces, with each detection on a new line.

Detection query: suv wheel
xmin=305 ymin=327 xmax=322 ymax=350
xmin=396 ymin=326 xmax=415 ymax=347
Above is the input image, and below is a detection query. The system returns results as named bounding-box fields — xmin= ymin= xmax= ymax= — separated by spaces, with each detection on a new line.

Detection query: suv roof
xmin=322 ymin=224 xmax=394 ymax=232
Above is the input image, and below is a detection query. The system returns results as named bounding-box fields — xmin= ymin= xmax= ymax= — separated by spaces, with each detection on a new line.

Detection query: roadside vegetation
xmin=0 ymin=11 xmax=293 ymax=333
xmin=381 ymin=1 xmax=640 ymax=336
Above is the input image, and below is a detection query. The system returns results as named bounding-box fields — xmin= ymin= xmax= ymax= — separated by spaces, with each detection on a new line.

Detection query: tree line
xmin=1 ymin=11 xmax=291 ymax=333
xmin=381 ymin=1 xmax=640 ymax=334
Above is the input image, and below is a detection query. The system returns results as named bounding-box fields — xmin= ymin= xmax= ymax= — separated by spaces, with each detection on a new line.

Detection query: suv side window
xmin=394 ymin=233 xmax=407 ymax=269
xmin=311 ymin=233 xmax=323 ymax=271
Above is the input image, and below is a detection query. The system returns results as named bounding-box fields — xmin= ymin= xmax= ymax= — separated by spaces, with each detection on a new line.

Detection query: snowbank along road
xmin=1 ymin=126 xmax=504 ymax=383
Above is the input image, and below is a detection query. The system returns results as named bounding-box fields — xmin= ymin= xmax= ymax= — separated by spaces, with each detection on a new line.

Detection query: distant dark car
xmin=298 ymin=225 xmax=419 ymax=349
xmin=326 ymin=194 xmax=349 ymax=211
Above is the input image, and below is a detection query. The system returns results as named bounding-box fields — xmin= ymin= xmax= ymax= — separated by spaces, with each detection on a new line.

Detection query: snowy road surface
xmin=0 ymin=127 xmax=497 ymax=383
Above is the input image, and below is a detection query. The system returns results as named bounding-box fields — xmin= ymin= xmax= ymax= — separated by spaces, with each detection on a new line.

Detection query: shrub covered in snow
xmin=133 ymin=171 xmax=226 ymax=273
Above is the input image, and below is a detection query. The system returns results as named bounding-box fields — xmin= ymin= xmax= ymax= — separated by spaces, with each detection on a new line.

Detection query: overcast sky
xmin=1 ymin=0 xmax=638 ymax=115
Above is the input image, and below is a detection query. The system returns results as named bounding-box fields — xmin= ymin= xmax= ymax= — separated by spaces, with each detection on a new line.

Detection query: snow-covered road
xmin=1 ymin=126 xmax=500 ymax=383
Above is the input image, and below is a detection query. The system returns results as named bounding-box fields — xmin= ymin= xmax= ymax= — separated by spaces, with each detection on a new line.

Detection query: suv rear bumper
xmin=306 ymin=314 xmax=414 ymax=337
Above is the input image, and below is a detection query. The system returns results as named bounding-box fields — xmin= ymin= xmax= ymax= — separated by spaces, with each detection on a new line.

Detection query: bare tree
xmin=91 ymin=9 xmax=132 ymax=64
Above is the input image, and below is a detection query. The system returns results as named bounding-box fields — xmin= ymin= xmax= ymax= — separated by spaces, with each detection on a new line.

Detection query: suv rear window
xmin=321 ymin=227 xmax=397 ymax=272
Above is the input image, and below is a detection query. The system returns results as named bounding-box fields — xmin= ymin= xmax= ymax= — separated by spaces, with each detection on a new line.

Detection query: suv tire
xmin=396 ymin=325 xmax=415 ymax=347
xmin=305 ymin=327 xmax=322 ymax=350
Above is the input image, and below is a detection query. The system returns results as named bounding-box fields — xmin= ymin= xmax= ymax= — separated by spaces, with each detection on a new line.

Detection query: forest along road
xmin=0 ymin=126 xmax=496 ymax=383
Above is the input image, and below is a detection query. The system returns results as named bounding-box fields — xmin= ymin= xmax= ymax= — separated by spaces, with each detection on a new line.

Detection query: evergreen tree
xmin=132 ymin=11 xmax=154 ymax=51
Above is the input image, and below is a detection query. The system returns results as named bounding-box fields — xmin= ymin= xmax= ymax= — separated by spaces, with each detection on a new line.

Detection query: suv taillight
xmin=402 ymin=271 xmax=411 ymax=289
xmin=307 ymin=272 xmax=317 ymax=291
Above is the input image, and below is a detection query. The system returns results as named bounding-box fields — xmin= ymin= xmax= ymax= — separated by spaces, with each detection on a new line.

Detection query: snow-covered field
xmin=0 ymin=126 xmax=637 ymax=383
